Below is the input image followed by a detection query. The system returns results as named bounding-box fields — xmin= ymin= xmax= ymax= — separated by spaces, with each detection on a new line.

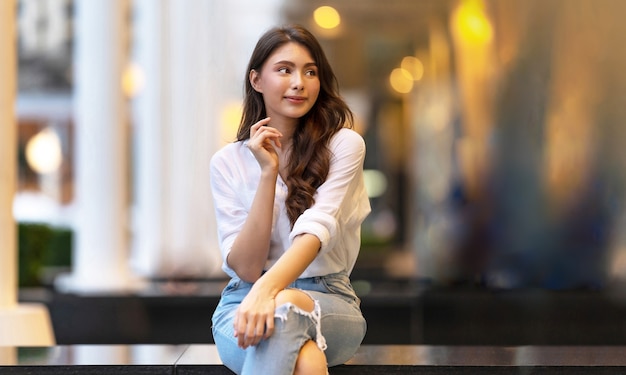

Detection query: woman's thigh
xmin=211 ymin=279 xmax=250 ymax=373
xmin=212 ymin=274 xmax=366 ymax=369
xmin=303 ymin=284 xmax=366 ymax=366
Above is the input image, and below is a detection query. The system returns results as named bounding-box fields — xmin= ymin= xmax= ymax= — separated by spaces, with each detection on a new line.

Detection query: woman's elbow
xmin=226 ymin=253 xmax=263 ymax=283
xmin=233 ymin=265 xmax=263 ymax=283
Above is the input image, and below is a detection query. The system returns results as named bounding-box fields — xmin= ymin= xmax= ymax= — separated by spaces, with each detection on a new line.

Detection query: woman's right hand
xmin=246 ymin=117 xmax=282 ymax=171
xmin=233 ymin=283 xmax=277 ymax=349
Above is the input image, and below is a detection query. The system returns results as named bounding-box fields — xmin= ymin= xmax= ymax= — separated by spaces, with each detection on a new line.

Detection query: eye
xmin=278 ymin=67 xmax=290 ymax=74
xmin=305 ymin=69 xmax=317 ymax=76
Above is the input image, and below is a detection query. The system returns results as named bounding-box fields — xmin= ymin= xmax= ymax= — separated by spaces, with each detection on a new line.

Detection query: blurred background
xmin=12 ymin=0 xmax=626 ymax=294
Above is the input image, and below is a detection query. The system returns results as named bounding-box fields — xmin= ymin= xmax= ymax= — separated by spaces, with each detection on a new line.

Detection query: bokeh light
xmin=122 ymin=62 xmax=145 ymax=98
xmin=363 ymin=169 xmax=388 ymax=198
xmin=26 ymin=127 xmax=63 ymax=174
xmin=220 ymin=101 xmax=243 ymax=144
xmin=313 ymin=6 xmax=341 ymax=29
xmin=389 ymin=68 xmax=414 ymax=94
xmin=401 ymin=56 xmax=424 ymax=81
xmin=453 ymin=0 xmax=493 ymax=45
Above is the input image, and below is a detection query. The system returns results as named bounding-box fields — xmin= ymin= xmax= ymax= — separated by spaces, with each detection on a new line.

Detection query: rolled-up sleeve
xmin=290 ymin=128 xmax=368 ymax=254
xmin=210 ymin=144 xmax=256 ymax=276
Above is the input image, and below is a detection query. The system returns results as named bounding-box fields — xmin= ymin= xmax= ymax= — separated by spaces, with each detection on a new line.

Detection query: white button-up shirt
xmin=210 ymin=128 xmax=371 ymax=279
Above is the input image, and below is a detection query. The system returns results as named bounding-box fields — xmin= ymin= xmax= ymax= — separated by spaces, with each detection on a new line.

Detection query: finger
xmin=251 ymin=319 xmax=267 ymax=346
xmin=233 ymin=309 xmax=242 ymax=337
xmin=250 ymin=128 xmax=281 ymax=147
xmin=244 ymin=317 xmax=261 ymax=347
xmin=251 ymin=130 xmax=283 ymax=153
xmin=262 ymin=128 xmax=283 ymax=148
xmin=234 ymin=312 xmax=248 ymax=347
xmin=272 ymin=135 xmax=282 ymax=149
xmin=238 ymin=323 xmax=248 ymax=348
xmin=256 ymin=125 xmax=282 ymax=138
xmin=264 ymin=314 xmax=275 ymax=339
xmin=253 ymin=117 xmax=271 ymax=128
xmin=250 ymin=117 xmax=272 ymax=136
xmin=238 ymin=333 xmax=245 ymax=348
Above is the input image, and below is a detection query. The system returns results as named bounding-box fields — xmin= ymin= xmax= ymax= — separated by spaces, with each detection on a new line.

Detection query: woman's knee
xmin=294 ymin=339 xmax=327 ymax=375
xmin=274 ymin=289 xmax=315 ymax=312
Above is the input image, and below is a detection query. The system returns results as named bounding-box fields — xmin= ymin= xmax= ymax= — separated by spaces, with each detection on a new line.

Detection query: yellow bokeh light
xmin=122 ymin=62 xmax=145 ymax=98
xmin=314 ymin=6 xmax=341 ymax=29
xmin=401 ymin=56 xmax=424 ymax=81
xmin=220 ymin=101 xmax=243 ymax=143
xmin=453 ymin=0 xmax=493 ymax=45
xmin=389 ymin=68 xmax=414 ymax=94
xmin=26 ymin=127 xmax=63 ymax=174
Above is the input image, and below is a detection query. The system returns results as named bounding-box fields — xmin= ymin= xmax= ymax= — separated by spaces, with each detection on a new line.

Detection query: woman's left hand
xmin=247 ymin=117 xmax=282 ymax=172
xmin=233 ymin=287 xmax=276 ymax=348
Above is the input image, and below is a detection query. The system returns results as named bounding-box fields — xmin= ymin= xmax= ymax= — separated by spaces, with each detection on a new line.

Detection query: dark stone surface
xmin=4 ymin=345 xmax=626 ymax=374
xmin=0 ymin=345 xmax=185 ymax=374
xmin=1 ymin=366 xmax=173 ymax=375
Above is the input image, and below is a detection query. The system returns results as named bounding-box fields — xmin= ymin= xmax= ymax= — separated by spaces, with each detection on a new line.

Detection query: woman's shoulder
xmin=212 ymin=140 xmax=246 ymax=158
xmin=210 ymin=140 xmax=248 ymax=168
xmin=329 ymin=127 xmax=366 ymax=152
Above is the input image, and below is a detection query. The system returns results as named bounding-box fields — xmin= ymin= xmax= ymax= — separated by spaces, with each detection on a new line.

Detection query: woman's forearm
xmin=251 ymin=233 xmax=321 ymax=298
xmin=228 ymin=169 xmax=278 ymax=282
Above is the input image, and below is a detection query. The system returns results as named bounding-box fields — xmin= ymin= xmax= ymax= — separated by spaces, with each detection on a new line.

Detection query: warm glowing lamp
xmin=25 ymin=127 xmax=63 ymax=174
xmin=453 ymin=0 xmax=493 ymax=45
xmin=314 ymin=6 xmax=341 ymax=29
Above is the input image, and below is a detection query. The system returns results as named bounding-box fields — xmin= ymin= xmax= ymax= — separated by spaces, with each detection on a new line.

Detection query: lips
xmin=285 ymin=96 xmax=306 ymax=103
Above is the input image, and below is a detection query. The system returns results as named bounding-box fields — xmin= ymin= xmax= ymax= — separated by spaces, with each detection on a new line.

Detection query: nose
xmin=291 ymin=72 xmax=304 ymax=91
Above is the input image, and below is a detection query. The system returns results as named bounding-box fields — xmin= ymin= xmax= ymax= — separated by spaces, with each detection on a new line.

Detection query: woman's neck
xmin=270 ymin=117 xmax=297 ymax=147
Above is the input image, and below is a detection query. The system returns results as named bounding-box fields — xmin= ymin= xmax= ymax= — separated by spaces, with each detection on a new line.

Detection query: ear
xmin=249 ymin=69 xmax=263 ymax=93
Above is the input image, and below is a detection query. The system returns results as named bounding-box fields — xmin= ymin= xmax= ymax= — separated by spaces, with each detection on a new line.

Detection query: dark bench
xmin=20 ymin=278 xmax=626 ymax=346
xmin=3 ymin=344 xmax=626 ymax=374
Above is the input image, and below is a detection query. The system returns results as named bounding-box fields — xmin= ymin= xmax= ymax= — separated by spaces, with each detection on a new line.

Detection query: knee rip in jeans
xmin=274 ymin=289 xmax=327 ymax=352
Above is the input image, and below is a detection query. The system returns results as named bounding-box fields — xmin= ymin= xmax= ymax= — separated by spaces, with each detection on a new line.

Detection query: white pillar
xmin=130 ymin=0 xmax=283 ymax=279
xmin=57 ymin=0 xmax=139 ymax=292
xmin=0 ymin=0 xmax=55 ymax=346
xmin=130 ymin=0 xmax=221 ymax=278
xmin=128 ymin=0 xmax=165 ymax=277
xmin=0 ymin=0 xmax=18 ymax=311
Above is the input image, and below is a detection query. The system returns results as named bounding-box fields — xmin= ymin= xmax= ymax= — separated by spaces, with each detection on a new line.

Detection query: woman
xmin=210 ymin=24 xmax=371 ymax=375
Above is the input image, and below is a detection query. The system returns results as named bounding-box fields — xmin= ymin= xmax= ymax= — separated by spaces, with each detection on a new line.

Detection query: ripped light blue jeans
xmin=211 ymin=272 xmax=367 ymax=375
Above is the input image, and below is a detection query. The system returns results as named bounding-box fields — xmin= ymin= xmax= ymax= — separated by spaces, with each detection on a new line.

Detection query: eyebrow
xmin=273 ymin=60 xmax=317 ymax=68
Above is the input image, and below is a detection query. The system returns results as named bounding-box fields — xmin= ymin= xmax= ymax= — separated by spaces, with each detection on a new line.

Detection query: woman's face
xmin=250 ymin=42 xmax=320 ymax=124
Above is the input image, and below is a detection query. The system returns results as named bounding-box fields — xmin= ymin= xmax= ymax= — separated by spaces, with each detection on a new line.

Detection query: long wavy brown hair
xmin=236 ymin=24 xmax=353 ymax=227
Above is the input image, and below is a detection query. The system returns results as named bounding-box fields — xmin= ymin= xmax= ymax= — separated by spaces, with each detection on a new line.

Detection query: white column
xmin=128 ymin=0 xmax=167 ymax=277
xmin=130 ymin=0 xmax=221 ymax=277
xmin=0 ymin=0 xmax=55 ymax=346
xmin=130 ymin=0 xmax=283 ymax=279
xmin=57 ymin=0 xmax=138 ymax=292
xmin=0 ymin=0 xmax=18 ymax=311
